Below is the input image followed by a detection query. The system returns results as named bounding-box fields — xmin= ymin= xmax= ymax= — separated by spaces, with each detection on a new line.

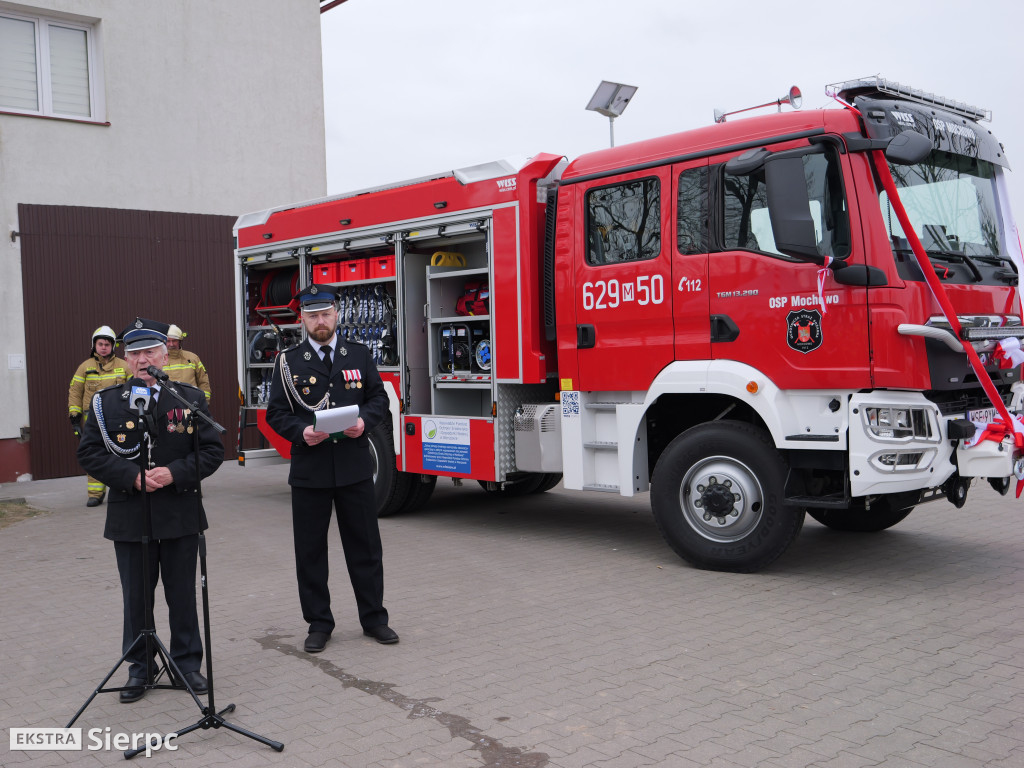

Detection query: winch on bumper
xmin=950 ymin=421 xmax=1018 ymax=480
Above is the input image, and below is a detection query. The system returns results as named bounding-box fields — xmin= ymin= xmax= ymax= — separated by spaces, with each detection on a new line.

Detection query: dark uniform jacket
xmin=77 ymin=380 xmax=224 ymax=542
xmin=266 ymin=338 xmax=389 ymax=489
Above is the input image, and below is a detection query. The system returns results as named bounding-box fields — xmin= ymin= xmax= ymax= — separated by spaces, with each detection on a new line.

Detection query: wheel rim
xmin=679 ymin=455 xmax=764 ymax=543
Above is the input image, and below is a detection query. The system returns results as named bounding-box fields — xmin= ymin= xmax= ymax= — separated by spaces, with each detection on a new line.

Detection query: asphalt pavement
xmin=1 ymin=461 xmax=1022 ymax=767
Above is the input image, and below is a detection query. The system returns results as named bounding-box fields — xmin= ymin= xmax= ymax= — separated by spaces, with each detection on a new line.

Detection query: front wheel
xmin=807 ymin=495 xmax=916 ymax=532
xmin=651 ymin=422 xmax=804 ymax=572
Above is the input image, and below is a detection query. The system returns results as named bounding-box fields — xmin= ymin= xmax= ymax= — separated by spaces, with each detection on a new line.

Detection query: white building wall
xmin=0 ymin=0 xmax=327 ymax=444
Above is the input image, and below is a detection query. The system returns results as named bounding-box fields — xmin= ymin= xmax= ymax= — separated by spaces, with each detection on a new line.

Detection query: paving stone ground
xmin=1 ymin=462 xmax=1022 ymax=767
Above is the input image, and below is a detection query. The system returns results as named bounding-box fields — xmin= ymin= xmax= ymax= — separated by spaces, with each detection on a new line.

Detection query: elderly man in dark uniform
xmin=77 ymin=318 xmax=223 ymax=702
xmin=266 ymin=284 xmax=397 ymax=653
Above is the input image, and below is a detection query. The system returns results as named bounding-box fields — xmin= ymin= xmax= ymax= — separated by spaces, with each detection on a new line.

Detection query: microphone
xmin=128 ymin=378 xmax=152 ymax=414
xmin=146 ymin=365 xmax=170 ymax=382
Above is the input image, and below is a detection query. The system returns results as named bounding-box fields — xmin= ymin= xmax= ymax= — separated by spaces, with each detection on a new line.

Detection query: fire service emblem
xmin=787 ymin=309 xmax=822 ymax=354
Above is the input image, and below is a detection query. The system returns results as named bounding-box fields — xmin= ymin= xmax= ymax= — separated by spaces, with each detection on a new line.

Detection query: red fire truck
xmin=235 ymin=77 xmax=1023 ymax=572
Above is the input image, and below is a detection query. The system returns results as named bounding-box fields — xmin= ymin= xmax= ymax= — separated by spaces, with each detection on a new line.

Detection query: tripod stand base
xmin=124 ymin=702 xmax=284 ymax=759
xmin=67 ymin=629 xmax=200 ymax=726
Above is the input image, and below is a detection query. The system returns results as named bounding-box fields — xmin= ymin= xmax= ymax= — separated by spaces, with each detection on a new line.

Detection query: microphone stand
xmin=122 ymin=375 xmax=283 ymax=758
xmin=68 ymin=399 xmax=193 ymax=726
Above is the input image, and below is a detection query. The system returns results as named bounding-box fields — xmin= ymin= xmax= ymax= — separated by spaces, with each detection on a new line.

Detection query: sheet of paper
xmin=314 ymin=405 xmax=359 ymax=435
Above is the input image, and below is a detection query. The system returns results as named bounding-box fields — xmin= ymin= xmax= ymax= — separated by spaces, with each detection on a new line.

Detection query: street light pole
xmin=586 ymin=81 xmax=637 ymax=148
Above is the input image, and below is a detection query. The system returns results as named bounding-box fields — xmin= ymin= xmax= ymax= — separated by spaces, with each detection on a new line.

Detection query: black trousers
xmin=113 ymin=536 xmax=202 ymax=678
xmin=291 ymin=479 xmax=387 ymax=634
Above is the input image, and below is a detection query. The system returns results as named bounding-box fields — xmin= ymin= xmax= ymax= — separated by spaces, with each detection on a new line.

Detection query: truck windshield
xmin=880 ymin=153 xmax=1002 ymax=258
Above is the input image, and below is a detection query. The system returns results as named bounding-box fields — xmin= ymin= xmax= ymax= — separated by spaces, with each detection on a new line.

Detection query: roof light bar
xmin=828 ymin=76 xmax=991 ymax=122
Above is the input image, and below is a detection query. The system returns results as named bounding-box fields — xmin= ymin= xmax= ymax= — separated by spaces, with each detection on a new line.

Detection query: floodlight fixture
xmin=586 ymin=80 xmax=638 ymax=147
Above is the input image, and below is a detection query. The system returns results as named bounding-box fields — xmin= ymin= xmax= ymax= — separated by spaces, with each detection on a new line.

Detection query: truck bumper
xmin=848 ymin=392 xmax=954 ymax=496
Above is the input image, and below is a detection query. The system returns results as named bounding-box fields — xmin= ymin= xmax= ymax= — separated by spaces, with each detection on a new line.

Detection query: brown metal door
xmin=19 ymin=204 xmax=237 ymax=480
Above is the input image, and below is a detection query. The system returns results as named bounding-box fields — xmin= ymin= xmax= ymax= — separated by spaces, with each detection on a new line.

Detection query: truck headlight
xmin=865 ymin=407 xmax=932 ymax=440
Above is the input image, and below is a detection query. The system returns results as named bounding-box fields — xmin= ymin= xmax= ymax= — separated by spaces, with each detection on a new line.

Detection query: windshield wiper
xmin=971 ymin=254 xmax=1017 ymax=271
xmin=893 ymin=247 xmax=963 ymax=281
xmin=923 ymin=249 xmax=983 ymax=282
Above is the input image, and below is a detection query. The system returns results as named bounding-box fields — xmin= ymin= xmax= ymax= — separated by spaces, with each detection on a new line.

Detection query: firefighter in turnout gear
xmin=68 ymin=326 xmax=130 ymax=506
xmin=165 ymin=324 xmax=211 ymax=401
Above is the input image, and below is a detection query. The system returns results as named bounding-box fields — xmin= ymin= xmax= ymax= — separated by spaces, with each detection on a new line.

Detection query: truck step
xmin=582 ymin=483 xmax=620 ymax=493
xmin=785 ymin=494 xmax=849 ymax=509
xmin=237 ymin=448 xmax=289 ymax=468
xmin=585 ymin=402 xmax=619 ymax=411
xmin=584 ymin=441 xmax=618 ymax=451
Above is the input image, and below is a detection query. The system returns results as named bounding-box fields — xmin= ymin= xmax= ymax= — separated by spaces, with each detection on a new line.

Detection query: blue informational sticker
xmin=421 ymin=418 xmax=471 ymax=474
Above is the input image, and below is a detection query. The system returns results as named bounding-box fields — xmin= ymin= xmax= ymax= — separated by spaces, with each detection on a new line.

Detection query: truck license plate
xmin=968 ymin=407 xmax=998 ymax=423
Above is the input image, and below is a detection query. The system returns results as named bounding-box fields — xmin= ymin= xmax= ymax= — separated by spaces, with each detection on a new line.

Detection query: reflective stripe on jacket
xmin=68 ymin=355 xmax=130 ymax=416
xmin=165 ymin=349 xmax=211 ymax=399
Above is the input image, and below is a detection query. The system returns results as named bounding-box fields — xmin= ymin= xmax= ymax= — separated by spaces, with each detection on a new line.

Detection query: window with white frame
xmin=0 ymin=8 xmax=101 ymax=120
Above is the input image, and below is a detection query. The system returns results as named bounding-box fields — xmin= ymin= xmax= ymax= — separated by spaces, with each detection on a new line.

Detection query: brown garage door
xmin=19 ymin=204 xmax=238 ymax=480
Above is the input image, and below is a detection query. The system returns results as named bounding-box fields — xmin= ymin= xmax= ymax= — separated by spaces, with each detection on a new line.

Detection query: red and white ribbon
xmin=816 ymin=256 xmax=834 ymax=315
xmin=994 ymin=338 xmax=1024 ymax=370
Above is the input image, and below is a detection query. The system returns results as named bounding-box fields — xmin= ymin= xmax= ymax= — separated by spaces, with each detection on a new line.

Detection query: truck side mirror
xmin=765 ymin=156 xmax=821 ymax=263
xmin=724 ymin=147 xmax=770 ymax=176
xmin=885 ymin=130 xmax=933 ymax=165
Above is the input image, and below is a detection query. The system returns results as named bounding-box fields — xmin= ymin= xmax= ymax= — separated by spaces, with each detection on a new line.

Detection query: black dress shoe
xmin=304 ymin=631 xmax=331 ymax=653
xmin=363 ymin=625 xmax=399 ymax=644
xmin=181 ymin=670 xmax=208 ymax=694
xmin=119 ymin=676 xmax=146 ymax=703
xmin=86 ymin=497 xmax=101 ymax=507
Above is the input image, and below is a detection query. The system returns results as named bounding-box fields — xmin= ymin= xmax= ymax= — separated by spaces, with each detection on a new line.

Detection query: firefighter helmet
xmin=91 ymin=325 xmax=116 ymax=355
xmin=167 ymin=324 xmax=186 ymax=340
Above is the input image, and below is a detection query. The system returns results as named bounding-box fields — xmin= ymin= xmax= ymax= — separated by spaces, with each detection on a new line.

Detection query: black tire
xmin=807 ymin=496 xmax=915 ymax=532
xmin=368 ymin=423 xmax=414 ymax=518
xmin=396 ymin=474 xmax=437 ymax=514
xmin=477 ymin=473 xmax=545 ymax=497
xmin=651 ymin=422 xmax=804 ymax=572
xmin=531 ymin=473 xmax=563 ymax=494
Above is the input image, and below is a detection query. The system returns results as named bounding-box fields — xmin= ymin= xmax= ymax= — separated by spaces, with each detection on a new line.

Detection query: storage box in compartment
xmin=339 ymin=258 xmax=367 ymax=281
xmin=313 ymin=262 xmax=339 ymax=282
xmin=368 ymin=254 xmax=396 ymax=278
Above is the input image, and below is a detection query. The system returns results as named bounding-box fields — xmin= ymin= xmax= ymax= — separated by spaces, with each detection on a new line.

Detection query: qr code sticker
xmin=562 ymin=391 xmax=580 ymax=417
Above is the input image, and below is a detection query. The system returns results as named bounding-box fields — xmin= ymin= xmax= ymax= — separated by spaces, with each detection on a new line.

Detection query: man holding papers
xmin=266 ymin=284 xmax=398 ymax=653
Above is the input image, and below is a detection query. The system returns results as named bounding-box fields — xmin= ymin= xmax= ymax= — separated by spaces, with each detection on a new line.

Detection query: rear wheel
xmin=369 ymin=423 xmax=414 ymax=517
xmin=531 ymin=473 xmax=563 ymax=494
xmin=396 ymin=474 xmax=437 ymax=514
xmin=651 ymin=422 xmax=804 ymax=572
xmin=807 ymin=494 xmax=916 ymax=532
xmin=477 ymin=473 xmax=545 ymax=497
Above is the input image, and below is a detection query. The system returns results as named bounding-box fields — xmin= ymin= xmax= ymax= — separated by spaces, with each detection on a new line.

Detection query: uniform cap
xmin=294 ymin=284 xmax=340 ymax=313
xmin=120 ymin=318 xmax=170 ymax=352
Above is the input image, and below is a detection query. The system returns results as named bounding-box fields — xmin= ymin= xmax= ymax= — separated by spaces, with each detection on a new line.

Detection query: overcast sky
xmin=321 ymin=0 xmax=1023 ymax=217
